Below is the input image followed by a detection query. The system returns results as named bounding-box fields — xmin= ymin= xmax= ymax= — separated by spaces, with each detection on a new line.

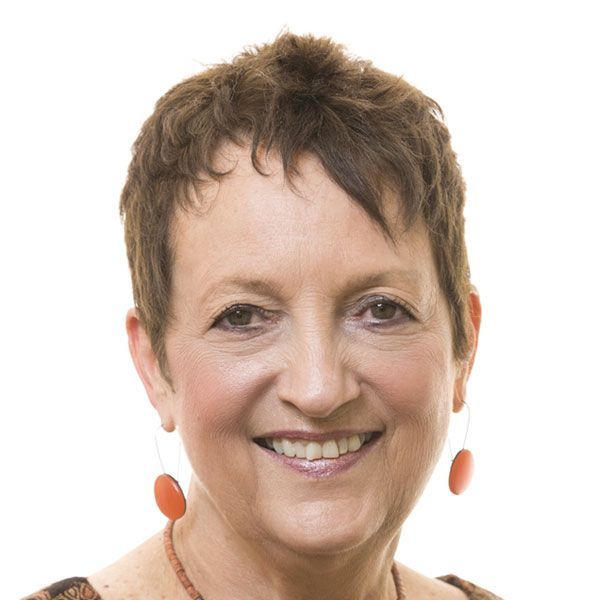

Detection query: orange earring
xmin=154 ymin=424 xmax=186 ymax=520
xmin=448 ymin=401 xmax=475 ymax=495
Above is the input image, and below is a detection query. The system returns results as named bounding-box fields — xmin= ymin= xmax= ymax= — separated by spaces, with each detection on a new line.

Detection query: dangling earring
xmin=448 ymin=400 xmax=475 ymax=495
xmin=154 ymin=423 xmax=186 ymax=520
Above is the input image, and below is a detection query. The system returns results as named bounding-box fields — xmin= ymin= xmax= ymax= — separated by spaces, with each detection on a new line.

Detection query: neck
xmin=171 ymin=481 xmax=402 ymax=600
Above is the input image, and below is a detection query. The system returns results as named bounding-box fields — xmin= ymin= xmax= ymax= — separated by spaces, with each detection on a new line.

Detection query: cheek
xmin=364 ymin=341 xmax=453 ymax=460
xmin=361 ymin=343 xmax=454 ymax=512
xmin=367 ymin=338 xmax=453 ymax=409
xmin=168 ymin=342 xmax=268 ymax=459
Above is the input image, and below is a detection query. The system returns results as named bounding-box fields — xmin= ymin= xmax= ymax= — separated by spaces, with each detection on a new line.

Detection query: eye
xmin=211 ymin=304 xmax=269 ymax=331
xmin=357 ymin=295 xmax=415 ymax=326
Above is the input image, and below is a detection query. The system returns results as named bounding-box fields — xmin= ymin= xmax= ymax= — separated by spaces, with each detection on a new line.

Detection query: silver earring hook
xmin=154 ymin=424 xmax=167 ymax=474
xmin=448 ymin=400 xmax=471 ymax=460
xmin=155 ymin=423 xmax=182 ymax=480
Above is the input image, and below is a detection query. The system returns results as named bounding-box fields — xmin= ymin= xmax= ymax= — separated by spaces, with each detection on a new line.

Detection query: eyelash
xmin=210 ymin=295 xmax=416 ymax=332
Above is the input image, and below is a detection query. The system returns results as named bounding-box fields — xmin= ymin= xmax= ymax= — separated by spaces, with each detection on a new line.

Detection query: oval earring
xmin=154 ymin=423 xmax=186 ymax=520
xmin=448 ymin=401 xmax=475 ymax=495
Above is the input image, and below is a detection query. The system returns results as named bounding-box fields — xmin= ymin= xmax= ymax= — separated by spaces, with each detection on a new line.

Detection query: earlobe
xmin=125 ymin=307 xmax=174 ymax=429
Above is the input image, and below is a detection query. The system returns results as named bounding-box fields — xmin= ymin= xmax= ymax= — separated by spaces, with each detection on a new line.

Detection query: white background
xmin=2 ymin=2 xmax=598 ymax=598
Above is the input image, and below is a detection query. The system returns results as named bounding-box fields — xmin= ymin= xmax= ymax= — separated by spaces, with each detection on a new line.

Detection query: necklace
xmin=164 ymin=519 xmax=405 ymax=599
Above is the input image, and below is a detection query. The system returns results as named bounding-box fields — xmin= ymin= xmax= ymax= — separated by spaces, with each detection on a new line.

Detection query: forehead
xmin=170 ymin=143 xmax=436 ymax=299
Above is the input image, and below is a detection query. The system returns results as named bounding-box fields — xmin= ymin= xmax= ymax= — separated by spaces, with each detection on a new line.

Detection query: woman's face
xmin=150 ymin=144 xmax=470 ymax=554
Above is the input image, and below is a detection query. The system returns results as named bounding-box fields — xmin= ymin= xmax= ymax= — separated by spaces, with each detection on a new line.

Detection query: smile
xmin=253 ymin=432 xmax=382 ymax=478
xmin=254 ymin=432 xmax=378 ymax=460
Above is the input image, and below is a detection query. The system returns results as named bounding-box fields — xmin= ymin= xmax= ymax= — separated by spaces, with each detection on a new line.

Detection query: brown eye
xmin=224 ymin=307 xmax=253 ymax=327
xmin=212 ymin=304 xmax=270 ymax=331
xmin=358 ymin=295 xmax=415 ymax=327
xmin=369 ymin=302 xmax=398 ymax=320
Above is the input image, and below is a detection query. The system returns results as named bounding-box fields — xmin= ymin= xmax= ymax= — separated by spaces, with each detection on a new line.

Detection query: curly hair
xmin=120 ymin=32 xmax=473 ymax=387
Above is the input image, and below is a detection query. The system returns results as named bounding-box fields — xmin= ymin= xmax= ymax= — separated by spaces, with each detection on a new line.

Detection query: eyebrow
xmin=206 ymin=269 xmax=422 ymax=301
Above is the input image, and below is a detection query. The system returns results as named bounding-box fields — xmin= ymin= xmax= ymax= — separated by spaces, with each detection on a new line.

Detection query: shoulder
xmin=396 ymin=562 xmax=503 ymax=600
xmin=22 ymin=531 xmax=178 ymax=600
xmin=21 ymin=576 xmax=101 ymax=600
xmin=86 ymin=530 xmax=185 ymax=600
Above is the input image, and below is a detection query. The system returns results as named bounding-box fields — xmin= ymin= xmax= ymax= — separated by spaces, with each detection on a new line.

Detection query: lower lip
xmin=254 ymin=435 xmax=381 ymax=479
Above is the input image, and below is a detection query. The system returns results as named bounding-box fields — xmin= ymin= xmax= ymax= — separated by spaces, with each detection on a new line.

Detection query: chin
xmin=264 ymin=498 xmax=380 ymax=556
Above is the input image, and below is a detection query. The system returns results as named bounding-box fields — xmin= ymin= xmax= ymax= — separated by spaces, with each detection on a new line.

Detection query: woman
xmin=23 ymin=32 xmax=501 ymax=599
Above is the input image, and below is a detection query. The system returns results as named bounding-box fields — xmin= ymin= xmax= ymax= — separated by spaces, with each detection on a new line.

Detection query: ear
xmin=125 ymin=307 xmax=176 ymax=431
xmin=453 ymin=287 xmax=482 ymax=413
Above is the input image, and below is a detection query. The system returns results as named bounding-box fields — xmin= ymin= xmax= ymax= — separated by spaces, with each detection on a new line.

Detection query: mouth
xmin=253 ymin=431 xmax=382 ymax=460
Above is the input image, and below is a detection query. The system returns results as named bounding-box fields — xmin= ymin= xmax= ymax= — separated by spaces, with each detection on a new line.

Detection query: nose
xmin=276 ymin=323 xmax=361 ymax=419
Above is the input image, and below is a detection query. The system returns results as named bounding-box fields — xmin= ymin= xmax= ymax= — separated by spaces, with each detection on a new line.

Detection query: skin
xmin=91 ymin=143 xmax=481 ymax=600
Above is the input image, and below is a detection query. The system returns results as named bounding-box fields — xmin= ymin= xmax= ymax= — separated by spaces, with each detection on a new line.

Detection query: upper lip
xmin=254 ymin=430 xmax=381 ymax=442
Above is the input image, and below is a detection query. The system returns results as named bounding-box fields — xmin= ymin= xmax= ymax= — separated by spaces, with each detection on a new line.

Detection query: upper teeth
xmin=264 ymin=432 xmax=374 ymax=460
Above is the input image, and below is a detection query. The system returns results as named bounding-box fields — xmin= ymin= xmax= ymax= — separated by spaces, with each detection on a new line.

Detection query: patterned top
xmin=21 ymin=573 xmax=503 ymax=599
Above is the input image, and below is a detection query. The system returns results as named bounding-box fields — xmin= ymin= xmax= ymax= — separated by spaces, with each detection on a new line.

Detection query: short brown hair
xmin=120 ymin=32 xmax=473 ymax=387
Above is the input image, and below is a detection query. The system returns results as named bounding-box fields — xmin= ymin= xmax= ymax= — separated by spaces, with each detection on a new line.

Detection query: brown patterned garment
xmin=21 ymin=577 xmax=101 ymax=600
xmin=22 ymin=573 xmax=503 ymax=599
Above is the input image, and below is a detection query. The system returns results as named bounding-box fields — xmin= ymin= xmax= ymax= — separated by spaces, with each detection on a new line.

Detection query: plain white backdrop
xmin=2 ymin=1 xmax=598 ymax=598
